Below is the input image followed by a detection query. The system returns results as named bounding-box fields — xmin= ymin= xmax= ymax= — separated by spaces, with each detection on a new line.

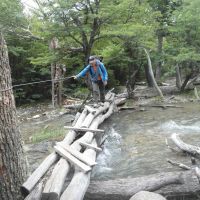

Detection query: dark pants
xmin=92 ymin=80 xmax=105 ymax=102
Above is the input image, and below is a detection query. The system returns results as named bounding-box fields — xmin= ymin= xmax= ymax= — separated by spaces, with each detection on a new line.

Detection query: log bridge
xmin=21 ymin=92 xmax=126 ymax=200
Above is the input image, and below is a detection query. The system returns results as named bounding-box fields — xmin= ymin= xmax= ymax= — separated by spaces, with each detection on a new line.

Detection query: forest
xmin=1 ymin=0 xmax=200 ymax=104
xmin=1 ymin=0 xmax=200 ymax=200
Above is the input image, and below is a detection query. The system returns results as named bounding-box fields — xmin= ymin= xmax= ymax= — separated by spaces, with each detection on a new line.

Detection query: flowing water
xmin=19 ymin=102 xmax=200 ymax=180
xmin=92 ymin=102 xmax=200 ymax=180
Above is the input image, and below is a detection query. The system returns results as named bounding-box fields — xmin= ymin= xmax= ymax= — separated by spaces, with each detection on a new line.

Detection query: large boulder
xmin=130 ymin=191 xmax=166 ymax=200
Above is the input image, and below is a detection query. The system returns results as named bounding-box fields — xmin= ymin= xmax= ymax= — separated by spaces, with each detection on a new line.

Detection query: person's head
xmin=88 ymin=55 xmax=96 ymax=65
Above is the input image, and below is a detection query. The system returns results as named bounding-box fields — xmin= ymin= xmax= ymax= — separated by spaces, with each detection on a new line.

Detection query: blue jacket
xmin=76 ymin=60 xmax=108 ymax=82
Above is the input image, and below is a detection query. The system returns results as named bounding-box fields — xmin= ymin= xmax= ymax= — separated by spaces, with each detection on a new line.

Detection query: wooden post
xmin=49 ymin=37 xmax=64 ymax=108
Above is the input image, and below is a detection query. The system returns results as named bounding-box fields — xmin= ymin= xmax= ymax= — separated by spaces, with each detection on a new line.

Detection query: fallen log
xmin=85 ymin=170 xmax=200 ymax=200
xmin=171 ymin=133 xmax=200 ymax=156
xmin=139 ymin=104 xmax=183 ymax=109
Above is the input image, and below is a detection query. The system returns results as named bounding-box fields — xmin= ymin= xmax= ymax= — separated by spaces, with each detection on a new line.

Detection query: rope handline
xmin=0 ymin=76 xmax=74 ymax=92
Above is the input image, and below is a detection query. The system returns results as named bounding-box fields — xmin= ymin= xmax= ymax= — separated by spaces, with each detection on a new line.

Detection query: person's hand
xmin=103 ymin=81 xmax=107 ymax=86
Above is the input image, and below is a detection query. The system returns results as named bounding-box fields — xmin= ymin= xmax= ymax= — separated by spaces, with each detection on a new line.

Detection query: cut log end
xmin=42 ymin=192 xmax=59 ymax=200
xmin=21 ymin=186 xmax=30 ymax=197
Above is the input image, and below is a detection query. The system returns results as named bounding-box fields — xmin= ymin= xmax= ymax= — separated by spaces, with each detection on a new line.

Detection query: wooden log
xmin=56 ymin=142 xmax=97 ymax=166
xmin=171 ymin=133 xmax=200 ymax=156
xmin=60 ymin=140 xmax=97 ymax=200
xmin=43 ymin=94 xmax=117 ymax=199
xmin=21 ymin=152 xmax=59 ymax=196
xmin=167 ymin=159 xmax=191 ymax=170
xmin=54 ymin=145 xmax=92 ymax=173
xmin=79 ymin=141 xmax=102 ymax=152
xmin=22 ymin=111 xmax=84 ymax=196
xmin=165 ymin=138 xmax=182 ymax=153
xmin=115 ymin=97 xmax=126 ymax=106
xmin=85 ymin=105 xmax=96 ymax=114
xmin=42 ymin=159 xmax=70 ymax=200
xmin=139 ymin=104 xmax=183 ymax=109
xmin=41 ymin=108 xmax=88 ymax=199
xmin=118 ymin=106 xmax=137 ymax=111
xmin=81 ymin=93 xmax=115 ymax=128
xmin=64 ymin=126 xmax=105 ymax=133
xmin=60 ymin=103 xmax=115 ymax=200
xmin=24 ymin=182 xmax=43 ymax=200
xmin=64 ymin=104 xmax=82 ymax=109
xmin=85 ymin=171 xmax=190 ymax=200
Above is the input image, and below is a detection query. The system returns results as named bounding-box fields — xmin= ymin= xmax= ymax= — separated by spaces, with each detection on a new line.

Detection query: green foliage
xmin=30 ymin=127 xmax=65 ymax=143
xmin=2 ymin=0 xmax=200 ymax=103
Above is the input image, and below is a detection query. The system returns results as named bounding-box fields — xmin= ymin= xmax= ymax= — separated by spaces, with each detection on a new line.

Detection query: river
xmin=19 ymin=102 xmax=200 ymax=180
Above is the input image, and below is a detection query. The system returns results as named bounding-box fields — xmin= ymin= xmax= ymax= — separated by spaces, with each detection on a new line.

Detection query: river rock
xmin=129 ymin=191 xmax=166 ymax=200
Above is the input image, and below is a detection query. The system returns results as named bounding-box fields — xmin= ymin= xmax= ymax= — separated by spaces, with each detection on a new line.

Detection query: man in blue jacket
xmin=74 ymin=56 xmax=108 ymax=103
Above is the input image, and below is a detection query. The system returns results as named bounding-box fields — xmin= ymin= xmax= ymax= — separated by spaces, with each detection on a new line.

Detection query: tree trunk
xmin=175 ymin=64 xmax=182 ymax=89
xmin=143 ymin=48 xmax=164 ymax=99
xmin=0 ymin=32 xmax=27 ymax=200
xmin=155 ymin=34 xmax=163 ymax=81
xmin=84 ymin=47 xmax=93 ymax=91
xmin=180 ymin=73 xmax=192 ymax=91
xmin=144 ymin=63 xmax=154 ymax=87
xmin=50 ymin=37 xmax=63 ymax=108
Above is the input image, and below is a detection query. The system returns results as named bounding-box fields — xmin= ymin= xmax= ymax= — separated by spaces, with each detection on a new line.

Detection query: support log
xmin=54 ymin=145 xmax=92 ymax=173
xmin=56 ymin=142 xmax=97 ymax=166
xmin=64 ymin=126 xmax=104 ymax=134
xmin=60 ymin=139 xmax=97 ymax=200
xmin=80 ymin=141 xmax=102 ymax=152
xmin=60 ymin=102 xmax=115 ymax=200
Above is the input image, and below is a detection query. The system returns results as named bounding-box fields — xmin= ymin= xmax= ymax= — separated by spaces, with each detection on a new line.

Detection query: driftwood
xmin=85 ymin=170 xmax=200 ymax=200
xmin=171 ymin=133 xmax=200 ymax=156
xmin=139 ymin=104 xmax=183 ymax=109
xmin=85 ymin=171 xmax=185 ymax=200
xmin=167 ymin=159 xmax=191 ymax=170
xmin=165 ymin=138 xmax=183 ymax=153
